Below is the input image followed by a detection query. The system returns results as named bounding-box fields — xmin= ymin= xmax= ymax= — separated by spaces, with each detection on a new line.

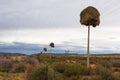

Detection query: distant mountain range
xmin=0 ymin=42 xmax=84 ymax=54
xmin=0 ymin=52 xmax=26 ymax=56
xmin=0 ymin=52 xmax=120 ymax=56
xmin=0 ymin=42 xmax=119 ymax=55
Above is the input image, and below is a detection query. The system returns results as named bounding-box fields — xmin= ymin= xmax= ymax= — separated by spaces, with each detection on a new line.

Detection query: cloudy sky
xmin=0 ymin=0 xmax=120 ymax=54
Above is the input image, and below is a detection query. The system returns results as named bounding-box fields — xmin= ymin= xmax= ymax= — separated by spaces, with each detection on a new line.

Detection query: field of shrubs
xmin=0 ymin=54 xmax=120 ymax=80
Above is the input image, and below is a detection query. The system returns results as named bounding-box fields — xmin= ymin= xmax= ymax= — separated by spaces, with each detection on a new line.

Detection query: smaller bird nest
xmin=49 ymin=42 xmax=55 ymax=48
xmin=43 ymin=48 xmax=47 ymax=51
xmin=80 ymin=6 xmax=100 ymax=27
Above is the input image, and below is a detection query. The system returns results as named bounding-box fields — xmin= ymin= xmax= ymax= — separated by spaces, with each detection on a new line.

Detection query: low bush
xmin=28 ymin=64 xmax=48 ymax=80
xmin=0 ymin=59 xmax=13 ymax=72
xmin=54 ymin=63 xmax=86 ymax=76
xmin=48 ymin=67 xmax=63 ymax=80
xmin=100 ymin=60 xmax=112 ymax=69
xmin=64 ymin=63 xmax=83 ymax=76
xmin=96 ymin=65 xmax=115 ymax=80
xmin=25 ymin=58 xmax=39 ymax=79
xmin=53 ymin=62 xmax=67 ymax=73
xmin=11 ymin=62 xmax=26 ymax=73
xmin=28 ymin=64 xmax=63 ymax=80
xmin=81 ymin=67 xmax=91 ymax=75
xmin=111 ymin=60 xmax=120 ymax=67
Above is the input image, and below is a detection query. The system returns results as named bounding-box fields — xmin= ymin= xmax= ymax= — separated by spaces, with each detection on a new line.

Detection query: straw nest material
xmin=80 ymin=6 xmax=100 ymax=27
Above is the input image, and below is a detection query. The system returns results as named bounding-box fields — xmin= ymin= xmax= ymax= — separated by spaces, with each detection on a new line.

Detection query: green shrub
xmin=96 ymin=65 xmax=115 ymax=80
xmin=53 ymin=62 xmax=67 ymax=73
xmin=81 ymin=67 xmax=91 ymax=75
xmin=48 ymin=67 xmax=63 ymax=80
xmin=53 ymin=63 xmax=83 ymax=77
xmin=64 ymin=63 xmax=83 ymax=76
xmin=28 ymin=64 xmax=48 ymax=80
xmin=28 ymin=64 xmax=63 ymax=80
xmin=0 ymin=72 xmax=11 ymax=77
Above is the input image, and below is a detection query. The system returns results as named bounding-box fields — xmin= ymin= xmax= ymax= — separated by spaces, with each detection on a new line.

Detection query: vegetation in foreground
xmin=0 ymin=53 xmax=120 ymax=80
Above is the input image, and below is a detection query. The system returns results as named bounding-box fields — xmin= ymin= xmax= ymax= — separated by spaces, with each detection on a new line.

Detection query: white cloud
xmin=0 ymin=26 xmax=120 ymax=53
xmin=0 ymin=0 xmax=120 ymax=29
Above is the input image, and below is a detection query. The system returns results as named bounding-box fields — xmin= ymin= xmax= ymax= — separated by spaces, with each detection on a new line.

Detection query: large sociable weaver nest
xmin=80 ymin=6 xmax=100 ymax=27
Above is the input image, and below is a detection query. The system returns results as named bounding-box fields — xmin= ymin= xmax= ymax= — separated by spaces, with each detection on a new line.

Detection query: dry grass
xmin=0 ymin=72 xmax=25 ymax=80
xmin=0 ymin=54 xmax=120 ymax=80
